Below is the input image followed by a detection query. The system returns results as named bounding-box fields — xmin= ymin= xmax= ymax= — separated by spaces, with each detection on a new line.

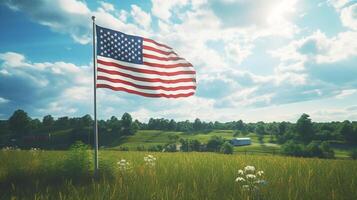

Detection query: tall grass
xmin=1 ymin=150 xmax=357 ymax=199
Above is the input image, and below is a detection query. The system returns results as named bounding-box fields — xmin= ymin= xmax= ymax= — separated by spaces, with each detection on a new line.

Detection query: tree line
xmin=0 ymin=110 xmax=357 ymax=155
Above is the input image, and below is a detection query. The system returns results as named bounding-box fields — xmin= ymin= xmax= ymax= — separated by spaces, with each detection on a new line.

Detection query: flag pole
xmin=92 ymin=16 xmax=99 ymax=178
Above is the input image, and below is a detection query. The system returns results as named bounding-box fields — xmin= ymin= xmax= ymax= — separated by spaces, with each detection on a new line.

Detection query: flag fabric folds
xmin=95 ymin=25 xmax=196 ymax=98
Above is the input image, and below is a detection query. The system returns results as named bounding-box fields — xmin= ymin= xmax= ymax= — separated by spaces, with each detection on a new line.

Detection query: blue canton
xmin=96 ymin=25 xmax=143 ymax=64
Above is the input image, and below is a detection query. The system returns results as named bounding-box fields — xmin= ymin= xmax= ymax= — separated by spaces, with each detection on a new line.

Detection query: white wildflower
xmin=244 ymin=165 xmax=255 ymax=172
xmin=257 ymin=170 xmax=264 ymax=176
xmin=117 ymin=159 xmax=131 ymax=171
xmin=144 ymin=154 xmax=156 ymax=167
xmin=238 ymin=169 xmax=244 ymax=175
xmin=235 ymin=177 xmax=245 ymax=182
xmin=246 ymin=174 xmax=256 ymax=179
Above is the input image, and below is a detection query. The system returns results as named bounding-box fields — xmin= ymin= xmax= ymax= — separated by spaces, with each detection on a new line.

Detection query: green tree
xmin=121 ymin=113 xmax=136 ymax=135
xmin=340 ymin=120 xmax=357 ymax=144
xmin=42 ymin=115 xmax=54 ymax=128
xmin=8 ymin=109 xmax=31 ymax=136
xmin=295 ymin=113 xmax=314 ymax=143
xmin=220 ymin=141 xmax=234 ymax=154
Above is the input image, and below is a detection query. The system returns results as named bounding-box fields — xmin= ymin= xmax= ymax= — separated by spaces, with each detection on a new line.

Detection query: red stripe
xmin=97 ymin=59 xmax=195 ymax=75
xmin=143 ymin=38 xmax=172 ymax=50
xmin=143 ymin=53 xmax=184 ymax=61
xmin=143 ymin=61 xmax=193 ymax=68
xmin=97 ymin=84 xmax=195 ymax=98
xmin=143 ymin=46 xmax=177 ymax=56
xmin=97 ymin=67 xmax=196 ymax=84
xmin=97 ymin=76 xmax=196 ymax=91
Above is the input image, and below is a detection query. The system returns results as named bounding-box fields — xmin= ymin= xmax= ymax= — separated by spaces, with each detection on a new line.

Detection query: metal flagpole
xmin=92 ymin=16 xmax=99 ymax=177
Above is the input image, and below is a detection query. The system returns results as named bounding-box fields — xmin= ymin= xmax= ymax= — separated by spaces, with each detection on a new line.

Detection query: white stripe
xmin=142 ymin=57 xmax=190 ymax=65
xmin=97 ymin=71 xmax=196 ymax=87
xmin=98 ymin=56 xmax=194 ymax=72
xmin=98 ymin=64 xmax=196 ymax=80
xmin=97 ymin=79 xmax=196 ymax=95
xmin=143 ymin=49 xmax=178 ymax=58
xmin=143 ymin=40 xmax=173 ymax=53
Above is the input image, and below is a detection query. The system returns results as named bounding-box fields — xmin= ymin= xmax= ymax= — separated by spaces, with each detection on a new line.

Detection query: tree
xmin=121 ymin=112 xmax=136 ymax=135
xmin=42 ymin=115 xmax=54 ymax=128
xmin=220 ymin=142 xmax=234 ymax=154
xmin=206 ymin=136 xmax=224 ymax=152
xmin=255 ymin=123 xmax=265 ymax=143
xmin=295 ymin=114 xmax=314 ymax=143
xmin=193 ymin=118 xmax=202 ymax=131
xmin=8 ymin=109 xmax=31 ymax=136
xmin=340 ymin=120 xmax=357 ymax=144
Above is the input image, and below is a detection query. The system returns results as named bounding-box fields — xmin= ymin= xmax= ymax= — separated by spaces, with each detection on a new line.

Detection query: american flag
xmin=95 ymin=25 xmax=196 ymax=98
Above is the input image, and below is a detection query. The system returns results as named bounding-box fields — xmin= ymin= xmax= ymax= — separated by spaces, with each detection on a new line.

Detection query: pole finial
xmin=92 ymin=16 xmax=96 ymax=21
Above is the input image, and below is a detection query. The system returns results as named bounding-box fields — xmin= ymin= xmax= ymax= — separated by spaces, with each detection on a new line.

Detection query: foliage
xmin=295 ymin=113 xmax=315 ymax=143
xmin=220 ymin=141 xmax=234 ymax=154
xmin=8 ymin=109 xmax=31 ymax=136
xmin=206 ymin=136 xmax=225 ymax=152
xmin=1 ymin=151 xmax=357 ymax=199
xmin=62 ymin=141 xmax=92 ymax=180
xmin=350 ymin=149 xmax=357 ymax=160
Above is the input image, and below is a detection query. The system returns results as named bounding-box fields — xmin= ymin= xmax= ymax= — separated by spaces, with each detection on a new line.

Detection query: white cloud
xmin=328 ymin=0 xmax=351 ymax=10
xmin=0 ymin=97 xmax=9 ymax=104
xmin=341 ymin=4 xmax=357 ymax=30
xmin=335 ymin=89 xmax=357 ymax=99
xmin=130 ymin=5 xmax=152 ymax=30
xmin=99 ymin=1 xmax=115 ymax=12
xmin=151 ymin=0 xmax=190 ymax=22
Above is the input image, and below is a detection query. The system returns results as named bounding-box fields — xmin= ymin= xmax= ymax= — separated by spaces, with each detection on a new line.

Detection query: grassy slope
xmin=111 ymin=130 xmax=353 ymax=158
xmin=1 ymin=150 xmax=357 ymax=200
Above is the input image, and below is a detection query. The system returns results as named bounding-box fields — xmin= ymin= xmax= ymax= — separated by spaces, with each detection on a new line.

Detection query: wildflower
xmin=235 ymin=165 xmax=266 ymax=192
xmin=144 ymin=154 xmax=156 ymax=167
xmin=246 ymin=174 xmax=256 ymax=179
xmin=117 ymin=159 xmax=131 ymax=171
xmin=235 ymin=177 xmax=245 ymax=182
xmin=244 ymin=165 xmax=255 ymax=172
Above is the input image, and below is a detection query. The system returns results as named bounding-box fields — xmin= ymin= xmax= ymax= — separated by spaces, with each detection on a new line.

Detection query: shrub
xmin=118 ymin=146 xmax=129 ymax=151
xmin=350 ymin=149 xmax=357 ymax=160
xmin=164 ymin=143 xmax=177 ymax=152
xmin=136 ymin=145 xmax=146 ymax=151
xmin=281 ymin=141 xmax=305 ymax=157
xmin=206 ymin=136 xmax=224 ymax=152
xmin=305 ymin=141 xmax=324 ymax=158
xmin=320 ymin=141 xmax=335 ymax=159
xmin=148 ymin=145 xmax=163 ymax=152
xmin=62 ymin=141 xmax=92 ymax=180
xmin=220 ymin=142 xmax=234 ymax=154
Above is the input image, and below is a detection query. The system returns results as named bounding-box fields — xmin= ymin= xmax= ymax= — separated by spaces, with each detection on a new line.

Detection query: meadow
xmin=1 ymin=149 xmax=357 ymax=200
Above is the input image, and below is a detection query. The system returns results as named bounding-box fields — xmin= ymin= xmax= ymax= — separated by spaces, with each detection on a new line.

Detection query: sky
xmin=0 ymin=0 xmax=357 ymax=122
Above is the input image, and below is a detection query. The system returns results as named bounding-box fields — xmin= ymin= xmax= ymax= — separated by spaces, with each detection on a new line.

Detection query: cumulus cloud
xmin=341 ymin=3 xmax=357 ymax=30
xmin=0 ymin=51 xmax=91 ymax=117
xmin=130 ymin=5 xmax=152 ymax=30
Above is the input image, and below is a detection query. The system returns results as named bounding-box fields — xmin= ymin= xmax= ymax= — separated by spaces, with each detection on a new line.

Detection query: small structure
xmin=231 ymin=137 xmax=251 ymax=146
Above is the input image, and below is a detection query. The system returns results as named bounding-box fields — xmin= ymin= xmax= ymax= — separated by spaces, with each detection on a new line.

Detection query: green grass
xmin=111 ymin=130 xmax=356 ymax=159
xmin=1 ymin=150 xmax=357 ymax=200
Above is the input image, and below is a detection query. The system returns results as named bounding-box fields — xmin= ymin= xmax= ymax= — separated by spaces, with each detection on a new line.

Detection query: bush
xmin=148 ymin=145 xmax=163 ymax=152
xmin=164 ymin=143 xmax=177 ymax=152
xmin=320 ymin=141 xmax=335 ymax=159
xmin=118 ymin=146 xmax=129 ymax=151
xmin=281 ymin=140 xmax=305 ymax=157
xmin=220 ymin=142 xmax=234 ymax=154
xmin=206 ymin=136 xmax=224 ymax=152
xmin=136 ymin=145 xmax=146 ymax=151
xmin=350 ymin=149 xmax=357 ymax=160
xmin=62 ymin=141 xmax=92 ymax=180
xmin=305 ymin=141 xmax=324 ymax=158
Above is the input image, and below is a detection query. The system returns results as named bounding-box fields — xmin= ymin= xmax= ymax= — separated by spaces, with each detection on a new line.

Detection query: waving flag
xmin=95 ymin=25 xmax=196 ymax=98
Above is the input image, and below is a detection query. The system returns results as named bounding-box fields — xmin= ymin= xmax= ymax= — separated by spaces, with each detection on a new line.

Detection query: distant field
xmin=1 ymin=150 xmax=357 ymax=200
xmin=111 ymin=130 xmax=352 ymax=158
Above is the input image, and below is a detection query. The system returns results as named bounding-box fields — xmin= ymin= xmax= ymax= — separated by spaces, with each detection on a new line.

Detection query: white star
xmin=100 ymin=29 xmax=103 ymax=33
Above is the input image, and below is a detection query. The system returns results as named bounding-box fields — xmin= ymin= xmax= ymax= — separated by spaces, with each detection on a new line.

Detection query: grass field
xmin=1 ymin=150 xmax=357 ymax=200
xmin=111 ymin=130 xmax=353 ymax=158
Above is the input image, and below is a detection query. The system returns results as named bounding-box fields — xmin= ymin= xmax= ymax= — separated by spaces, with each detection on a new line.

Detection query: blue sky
xmin=0 ymin=0 xmax=357 ymax=122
